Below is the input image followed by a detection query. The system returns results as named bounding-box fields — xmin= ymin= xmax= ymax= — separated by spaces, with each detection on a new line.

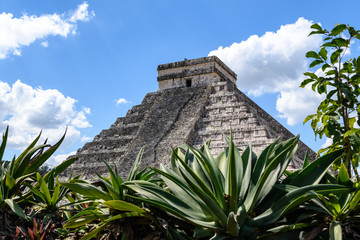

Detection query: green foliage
xmin=301 ymin=23 xmax=360 ymax=177
xmin=0 ymin=126 xmax=71 ymax=219
xmin=63 ymin=149 xmax=159 ymax=240
xmin=125 ymin=135 xmax=348 ymax=239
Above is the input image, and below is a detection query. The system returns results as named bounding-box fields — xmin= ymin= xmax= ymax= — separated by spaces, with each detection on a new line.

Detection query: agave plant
xmin=124 ymin=135 xmax=350 ymax=239
xmin=62 ymin=149 xmax=160 ymax=239
xmin=0 ymin=126 xmax=74 ymax=219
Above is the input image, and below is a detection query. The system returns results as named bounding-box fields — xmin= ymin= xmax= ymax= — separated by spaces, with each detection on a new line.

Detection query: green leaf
xmin=322 ymin=63 xmax=331 ymax=71
xmin=337 ymin=164 xmax=350 ymax=185
xmin=330 ymin=24 xmax=347 ymax=36
xmin=5 ymin=174 xmax=15 ymax=190
xmin=127 ymin=147 xmax=144 ymax=181
xmin=227 ymin=132 xmax=238 ymax=213
xmin=349 ymin=190 xmax=360 ymax=210
xmin=300 ymin=79 xmax=315 ymax=88
xmin=319 ymin=47 xmax=328 ymax=60
xmin=330 ymin=220 xmax=342 ymax=240
xmin=37 ymin=172 xmax=51 ymax=205
xmin=64 ymin=215 xmax=102 ymax=228
xmin=344 ymin=128 xmax=360 ymax=138
xmin=330 ymin=49 xmax=342 ymax=65
xmin=0 ymin=126 xmax=8 ymax=162
xmin=102 ymin=200 xmax=146 ymax=213
xmin=310 ymin=23 xmax=323 ymax=32
xmin=5 ymin=199 xmax=26 ymax=219
xmin=62 ymin=182 xmax=112 ymax=201
xmin=81 ymin=224 xmax=107 ymax=240
xmin=306 ymin=51 xmax=321 ymax=59
xmin=310 ymin=59 xmax=324 ymax=68
xmin=44 ymin=156 xmax=77 ymax=181
xmin=26 ymin=130 xmax=67 ymax=174
xmin=303 ymin=114 xmax=316 ymax=124
xmin=333 ymin=38 xmax=349 ymax=48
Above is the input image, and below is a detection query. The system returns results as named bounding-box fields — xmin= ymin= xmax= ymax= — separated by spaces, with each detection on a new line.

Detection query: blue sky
xmin=1 ymin=0 xmax=360 ymax=166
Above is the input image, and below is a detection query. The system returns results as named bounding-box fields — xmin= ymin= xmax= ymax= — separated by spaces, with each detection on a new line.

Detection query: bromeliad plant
xmin=125 ymin=135 xmax=350 ymax=239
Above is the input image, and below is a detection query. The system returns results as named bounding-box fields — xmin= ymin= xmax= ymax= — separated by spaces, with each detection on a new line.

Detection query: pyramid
xmin=65 ymin=56 xmax=316 ymax=178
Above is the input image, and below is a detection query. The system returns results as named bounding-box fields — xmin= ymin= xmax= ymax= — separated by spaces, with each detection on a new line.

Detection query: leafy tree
xmin=301 ymin=23 xmax=360 ymax=178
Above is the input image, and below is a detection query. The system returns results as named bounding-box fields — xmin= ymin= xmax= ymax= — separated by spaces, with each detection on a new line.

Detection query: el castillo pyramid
xmin=65 ymin=56 xmax=316 ymax=178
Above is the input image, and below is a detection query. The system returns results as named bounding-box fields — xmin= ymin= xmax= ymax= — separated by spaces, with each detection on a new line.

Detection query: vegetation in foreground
xmin=0 ymin=23 xmax=360 ymax=239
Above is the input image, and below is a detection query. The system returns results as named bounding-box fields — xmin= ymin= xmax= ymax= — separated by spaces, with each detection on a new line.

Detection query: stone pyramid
xmin=65 ymin=56 xmax=315 ymax=178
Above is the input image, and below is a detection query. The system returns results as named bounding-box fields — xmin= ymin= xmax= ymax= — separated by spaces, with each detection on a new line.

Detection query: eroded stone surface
xmin=63 ymin=56 xmax=315 ymax=179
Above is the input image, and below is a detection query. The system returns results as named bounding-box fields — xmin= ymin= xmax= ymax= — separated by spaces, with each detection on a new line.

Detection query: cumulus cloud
xmin=81 ymin=136 xmax=91 ymax=142
xmin=0 ymin=80 xmax=91 ymax=150
xmin=209 ymin=17 xmax=324 ymax=125
xmin=276 ymin=85 xmax=324 ymax=125
xmin=0 ymin=2 xmax=94 ymax=59
xmin=116 ymin=98 xmax=129 ymax=105
xmin=50 ymin=151 xmax=76 ymax=167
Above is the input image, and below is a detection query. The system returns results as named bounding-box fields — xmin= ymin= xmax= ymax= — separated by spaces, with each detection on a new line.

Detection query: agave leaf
xmin=189 ymin=144 xmax=227 ymax=211
xmin=44 ymin=156 xmax=77 ymax=181
xmin=14 ymin=131 xmax=41 ymax=167
xmin=303 ymin=151 xmax=310 ymax=168
xmin=64 ymin=215 xmax=104 ymax=228
xmin=103 ymin=200 xmax=146 ymax=213
xmin=248 ymin=137 xmax=298 ymax=210
xmin=226 ymin=212 xmax=239 ymax=236
xmin=330 ymin=220 xmax=342 ymax=240
xmin=239 ymin=145 xmax=254 ymax=202
xmin=349 ymin=189 xmax=360 ymax=211
xmin=13 ymin=144 xmax=48 ymax=178
xmin=26 ymin=131 xmax=67 ymax=174
xmin=5 ymin=199 xmax=26 ymax=219
xmin=126 ymin=147 xmax=144 ymax=181
xmin=0 ymin=126 xmax=8 ymax=162
xmin=80 ymin=224 xmax=107 ymax=240
xmin=24 ymin=182 xmax=47 ymax=204
xmin=177 ymin=165 xmax=228 ymax=227
xmin=250 ymin=184 xmax=350 ymax=226
xmin=51 ymin=177 xmax=60 ymax=206
xmin=102 ymin=159 xmax=123 ymax=198
xmin=97 ymin=175 xmax=121 ymax=200
xmin=227 ymin=133 xmax=239 ymax=213
xmin=125 ymin=181 xmax=219 ymax=228
xmin=103 ymin=211 xmax=151 ymax=222
xmin=155 ymin=166 xmax=210 ymax=215
xmin=173 ymin=149 xmax=221 ymax=208
xmin=37 ymin=173 xmax=52 ymax=205
xmin=290 ymin=149 xmax=343 ymax=186
xmin=251 ymin=138 xmax=279 ymax=188
xmin=61 ymin=182 xmax=112 ymax=201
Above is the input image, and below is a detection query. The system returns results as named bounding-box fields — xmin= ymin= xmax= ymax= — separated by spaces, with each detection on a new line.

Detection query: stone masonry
xmin=64 ymin=56 xmax=316 ymax=179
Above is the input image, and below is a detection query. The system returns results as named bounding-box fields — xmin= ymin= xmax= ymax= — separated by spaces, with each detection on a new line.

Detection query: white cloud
xmin=209 ymin=17 xmax=324 ymax=125
xmin=116 ymin=98 xmax=129 ymax=105
xmin=41 ymin=41 xmax=48 ymax=47
xmin=0 ymin=2 xmax=94 ymax=59
xmin=321 ymin=138 xmax=333 ymax=148
xmin=0 ymin=80 xmax=91 ymax=150
xmin=81 ymin=136 xmax=91 ymax=142
xmin=70 ymin=2 xmax=95 ymax=22
xmin=49 ymin=151 xmax=76 ymax=167
xmin=276 ymin=86 xmax=324 ymax=125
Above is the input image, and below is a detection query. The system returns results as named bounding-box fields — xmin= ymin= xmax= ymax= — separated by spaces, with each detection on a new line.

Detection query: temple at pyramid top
xmin=157 ymin=56 xmax=237 ymax=90
xmin=63 ymin=56 xmax=316 ymax=179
